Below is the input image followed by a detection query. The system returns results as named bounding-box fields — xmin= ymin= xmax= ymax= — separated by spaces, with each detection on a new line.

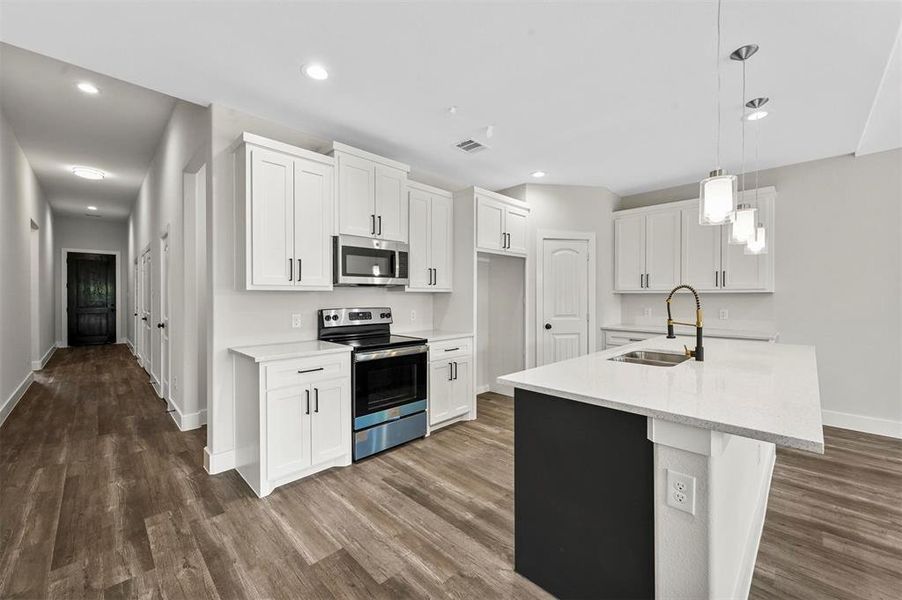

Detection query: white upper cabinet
xmin=330 ymin=142 xmax=410 ymax=242
xmin=237 ymin=133 xmax=334 ymax=291
xmin=615 ymin=187 xmax=776 ymax=293
xmin=406 ymin=181 xmax=453 ymax=292
xmin=475 ymin=191 xmax=530 ymax=257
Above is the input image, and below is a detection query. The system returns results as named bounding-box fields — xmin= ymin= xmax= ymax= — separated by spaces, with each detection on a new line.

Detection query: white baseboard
xmin=1 ymin=372 xmax=34 ymax=426
xmin=476 ymin=384 xmax=490 ymax=395
xmin=735 ymin=445 xmax=776 ymax=599
xmin=822 ymin=409 xmax=902 ymax=440
xmin=126 ymin=339 xmax=135 ymax=354
xmin=168 ymin=403 xmax=207 ymax=432
xmin=204 ymin=447 xmax=235 ymax=474
xmin=489 ymin=382 xmax=514 ymax=397
xmin=31 ymin=344 xmax=57 ymax=370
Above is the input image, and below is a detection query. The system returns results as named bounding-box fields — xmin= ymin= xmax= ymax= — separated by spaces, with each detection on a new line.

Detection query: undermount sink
xmin=608 ymin=350 xmax=691 ymax=367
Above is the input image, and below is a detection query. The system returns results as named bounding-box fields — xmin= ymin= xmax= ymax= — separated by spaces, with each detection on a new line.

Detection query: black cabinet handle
xmin=297 ymin=259 xmax=302 ymax=282
xmin=305 ymin=389 xmax=310 ymax=415
xmin=453 ymin=361 xmax=458 ymax=380
xmin=640 ymin=274 xmax=644 ymax=288
xmin=444 ymin=347 xmax=460 ymax=352
xmin=298 ymin=367 xmax=324 ymax=374
xmin=288 ymin=258 xmax=293 ymax=281
xmin=715 ymin=270 xmax=719 ymax=287
xmin=314 ymin=388 xmax=319 ymax=413
xmin=378 ymin=215 xmax=382 ymax=236
xmin=646 ymin=273 xmax=650 ymax=288
xmin=448 ymin=363 xmax=453 ymax=381
xmin=371 ymin=214 xmax=376 ymax=235
xmin=722 ymin=270 xmax=727 ymax=287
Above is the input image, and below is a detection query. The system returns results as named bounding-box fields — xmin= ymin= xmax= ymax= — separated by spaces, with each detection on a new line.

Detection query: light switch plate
xmin=666 ymin=469 xmax=696 ymax=515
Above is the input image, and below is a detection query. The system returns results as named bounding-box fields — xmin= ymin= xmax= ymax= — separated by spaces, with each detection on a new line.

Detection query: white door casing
xmin=160 ymin=229 xmax=171 ymax=402
xmin=541 ymin=239 xmax=589 ymax=365
xmin=142 ymin=250 xmax=153 ymax=376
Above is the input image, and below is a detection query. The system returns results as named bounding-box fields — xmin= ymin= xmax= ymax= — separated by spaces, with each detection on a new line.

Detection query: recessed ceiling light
xmin=87 ymin=205 xmax=98 ymax=211
xmin=77 ymin=82 xmax=99 ymax=95
xmin=303 ymin=64 xmax=329 ymax=81
xmin=531 ymin=171 xmax=546 ymax=178
xmin=745 ymin=110 xmax=768 ymax=121
xmin=72 ymin=166 xmax=105 ymax=180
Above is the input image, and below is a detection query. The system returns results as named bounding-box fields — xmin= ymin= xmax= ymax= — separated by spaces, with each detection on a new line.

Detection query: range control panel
xmin=320 ymin=307 xmax=393 ymax=328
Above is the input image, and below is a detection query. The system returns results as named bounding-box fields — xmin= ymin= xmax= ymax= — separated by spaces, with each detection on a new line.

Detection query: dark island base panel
xmin=514 ymin=389 xmax=655 ymax=600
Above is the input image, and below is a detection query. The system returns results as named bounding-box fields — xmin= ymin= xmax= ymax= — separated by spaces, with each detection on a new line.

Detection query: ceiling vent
xmin=83 ymin=213 xmax=102 ymax=218
xmin=455 ymin=138 xmax=488 ymax=154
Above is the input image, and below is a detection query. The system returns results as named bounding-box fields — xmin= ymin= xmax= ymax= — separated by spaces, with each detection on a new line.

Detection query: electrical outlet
xmin=410 ymin=309 xmax=417 ymax=322
xmin=291 ymin=313 xmax=302 ymax=328
xmin=666 ymin=469 xmax=696 ymax=515
xmin=719 ymin=308 xmax=729 ymax=320
xmin=643 ymin=307 xmax=652 ymax=318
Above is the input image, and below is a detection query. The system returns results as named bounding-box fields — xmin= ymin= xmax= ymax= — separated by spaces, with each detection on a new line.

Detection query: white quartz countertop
xmin=603 ymin=323 xmax=778 ymax=341
xmin=398 ymin=329 xmax=474 ymax=342
xmin=230 ymin=340 xmax=351 ymax=363
xmin=498 ymin=336 xmax=824 ymax=453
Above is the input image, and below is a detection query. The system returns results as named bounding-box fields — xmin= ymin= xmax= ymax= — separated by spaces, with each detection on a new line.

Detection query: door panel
xmin=614 ymin=214 xmax=645 ymax=291
xmin=266 ymin=386 xmax=312 ymax=479
xmin=541 ymin=240 xmax=589 ymax=365
xmin=251 ymin=148 xmax=294 ymax=286
xmin=504 ymin=207 xmax=529 ymax=255
xmin=476 ymin=198 xmax=504 ymax=251
xmin=429 ymin=361 xmax=452 ymax=425
xmin=430 ymin=195 xmax=453 ymax=290
xmin=67 ymin=252 xmax=116 ymax=346
xmin=407 ymin=188 xmax=431 ymax=289
xmin=294 ymin=159 xmax=332 ymax=287
xmin=374 ymin=164 xmax=407 ymax=242
xmin=645 ymin=210 xmax=681 ymax=291
xmin=338 ymin=153 xmax=375 ymax=237
xmin=310 ymin=378 xmax=349 ymax=465
xmin=681 ymin=206 xmax=722 ymax=291
xmin=449 ymin=358 xmax=472 ymax=418
xmin=142 ymin=252 xmax=153 ymax=375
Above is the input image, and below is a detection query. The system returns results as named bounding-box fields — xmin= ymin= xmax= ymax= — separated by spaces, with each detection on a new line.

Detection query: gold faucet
xmin=666 ymin=285 xmax=704 ymax=361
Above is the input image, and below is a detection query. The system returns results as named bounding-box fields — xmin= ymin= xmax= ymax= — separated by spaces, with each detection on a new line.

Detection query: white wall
xmin=477 ymin=253 xmax=526 ymax=395
xmin=0 ymin=110 xmax=55 ymax=422
xmin=207 ymin=104 xmax=436 ymax=467
xmin=128 ymin=100 xmax=210 ymax=428
xmin=54 ymin=215 xmax=129 ymax=344
xmin=619 ymin=149 xmax=902 ymax=436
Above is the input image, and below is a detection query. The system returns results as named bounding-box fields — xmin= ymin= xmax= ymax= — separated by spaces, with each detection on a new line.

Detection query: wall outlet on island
xmin=410 ymin=309 xmax=417 ymax=322
xmin=718 ymin=309 xmax=729 ymax=320
xmin=643 ymin=307 xmax=652 ymax=318
xmin=291 ymin=313 xmax=302 ymax=328
xmin=666 ymin=469 xmax=696 ymax=516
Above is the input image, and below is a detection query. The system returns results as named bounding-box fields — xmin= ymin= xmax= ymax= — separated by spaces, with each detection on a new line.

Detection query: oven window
xmin=342 ymin=246 xmax=395 ymax=278
xmin=355 ymin=351 xmax=426 ymax=416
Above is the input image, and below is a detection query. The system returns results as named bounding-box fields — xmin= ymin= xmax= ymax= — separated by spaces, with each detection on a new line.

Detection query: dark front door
xmin=67 ymin=252 xmax=116 ymax=346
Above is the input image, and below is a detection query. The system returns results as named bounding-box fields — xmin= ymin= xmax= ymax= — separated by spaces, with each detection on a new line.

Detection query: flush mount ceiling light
xmin=699 ymin=0 xmax=737 ymax=226
xmin=71 ymin=166 xmax=105 ymax=180
xmin=77 ymin=81 xmax=99 ymax=95
xmin=87 ymin=205 xmax=98 ymax=211
xmin=302 ymin=64 xmax=329 ymax=81
xmin=531 ymin=171 xmax=546 ymax=178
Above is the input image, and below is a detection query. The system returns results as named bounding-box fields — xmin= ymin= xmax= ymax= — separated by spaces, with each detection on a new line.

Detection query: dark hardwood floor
xmin=1 ymin=344 xmax=899 ymax=599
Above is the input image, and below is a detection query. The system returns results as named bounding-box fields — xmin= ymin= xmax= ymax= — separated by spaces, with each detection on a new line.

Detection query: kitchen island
xmin=498 ymin=335 xmax=823 ymax=600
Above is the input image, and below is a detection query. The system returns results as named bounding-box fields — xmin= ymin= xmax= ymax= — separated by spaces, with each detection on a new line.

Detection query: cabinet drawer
xmin=264 ymin=355 xmax=348 ymax=390
xmin=429 ymin=337 xmax=472 ymax=360
xmin=604 ymin=331 xmax=654 ymax=349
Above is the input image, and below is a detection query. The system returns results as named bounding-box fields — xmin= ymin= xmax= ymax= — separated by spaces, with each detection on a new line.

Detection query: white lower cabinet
xmin=427 ymin=337 xmax=474 ymax=429
xmin=233 ymin=350 xmax=352 ymax=497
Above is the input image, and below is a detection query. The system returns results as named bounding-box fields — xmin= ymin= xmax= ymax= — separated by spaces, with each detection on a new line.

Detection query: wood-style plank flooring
xmin=1 ymin=344 xmax=900 ymax=599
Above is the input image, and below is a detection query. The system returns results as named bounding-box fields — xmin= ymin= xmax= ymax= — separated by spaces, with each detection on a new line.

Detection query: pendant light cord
xmin=740 ymin=60 xmax=746 ymax=197
xmin=715 ymin=0 xmax=723 ymax=170
xmin=755 ymin=103 xmax=760 ymax=205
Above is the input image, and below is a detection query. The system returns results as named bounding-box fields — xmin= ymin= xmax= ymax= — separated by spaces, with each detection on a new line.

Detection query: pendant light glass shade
xmin=729 ymin=203 xmax=757 ymax=244
xmin=699 ymin=169 xmax=737 ymax=225
xmin=744 ymin=224 xmax=767 ymax=254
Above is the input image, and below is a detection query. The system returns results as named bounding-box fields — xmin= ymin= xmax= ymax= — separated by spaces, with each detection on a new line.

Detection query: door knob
xmin=544 ymin=323 xmax=552 ymax=330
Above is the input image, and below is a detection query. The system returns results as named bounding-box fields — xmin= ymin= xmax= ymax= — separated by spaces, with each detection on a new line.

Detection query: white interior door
xmin=681 ymin=206 xmax=722 ymax=291
xmin=541 ymin=239 xmax=589 ymax=365
xmin=293 ymin=158 xmax=332 ymax=287
xmin=614 ymin=214 xmax=645 ymax=291
xmin=251 ymin=148 xmax=294 ymax=286
xmin=644 ymin=210 xmax=682 ymax=291
xmin=337 ymin=153 xmax=375 ymax=237
xmin=430 ymin=194 xmax=453 ymax=290
xmin=504 ymin=206 xmax=529 ymax=254
xmin=476 ymin=197 xmax=504 ymax=251
xmin=374 ymin=164 xmax=407 ymax=242
xmin=407 ymin=188 xmax=431 ymax=289
xmin=142 ymin=251 xmax=153 ymax=376
xmin=160 ymin=232 xmax=170 ymax=400
xmin=135 ymin=257 xmax=143 ymax=363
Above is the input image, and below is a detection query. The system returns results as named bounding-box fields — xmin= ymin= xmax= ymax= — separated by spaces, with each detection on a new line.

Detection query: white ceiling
xmin=0 ymin=43 xmax=176 ymax=219
xmin=1 ymin=1 xmax=899 ymax=196
xmin=856 ymin=26 xmax=902 ymax=157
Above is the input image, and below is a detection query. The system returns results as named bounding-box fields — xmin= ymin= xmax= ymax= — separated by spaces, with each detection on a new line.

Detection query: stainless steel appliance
xmin=333 ymin=235 xmax=409 ymax=286
xmin=318 ymin=307 xmax=427 ymax=460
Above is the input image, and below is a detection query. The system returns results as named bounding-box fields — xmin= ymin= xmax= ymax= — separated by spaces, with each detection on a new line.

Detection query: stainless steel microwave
xmin=333 ymin=235 xmax=409 ymax=286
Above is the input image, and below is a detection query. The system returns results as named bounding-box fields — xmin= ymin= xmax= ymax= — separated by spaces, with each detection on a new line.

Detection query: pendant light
xmin=699 ymin=0 xmax=737 ymax=226
xmin=729 ymin=44 xmax=759 ymax=244
xmin=745 ymin=97 xmax=769 ymax=255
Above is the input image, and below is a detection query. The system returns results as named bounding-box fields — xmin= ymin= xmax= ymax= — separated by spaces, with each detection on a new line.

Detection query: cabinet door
xmin=429 ymin=360 xmax=453 ymax=425
xmin=407 ymin=189 xmax=431 ymax=290
xmin=250 ymin=148 xmax=294 ymax=286
xmin=681 ymin=206 xmax=721 ymax=291
xmin=374 ymin=164 xmax=408 ymax=242
xmin=721 ymin=197 xmax=769 ymax=291
xmin=504 ymin=206 xmax=529 ymax=255
xmin=266 ymin=385 xmax=312 ymax=480
xmin=310 ymin=378 xmax=349 ymax=466
xmin=644 ymin=209 xmax=681 ymax=291
xmin=614 ymin=214 xmax=646 ymax=291
xmin=293 ymin=158 xmax=332 ymax=288
xmin=337 ymin=153 xmax=375 ymax=237
xmin=476 ymin=197 xmax=504 ymax=251
xmin=430 ymin=195 xmax=453 ymax=291
xmin=449 ymin=357 xmax=472 ymax=419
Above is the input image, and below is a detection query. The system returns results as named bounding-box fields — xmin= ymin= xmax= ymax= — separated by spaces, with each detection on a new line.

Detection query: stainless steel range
xmin=317 ymin=307 xmax=427 ymax=460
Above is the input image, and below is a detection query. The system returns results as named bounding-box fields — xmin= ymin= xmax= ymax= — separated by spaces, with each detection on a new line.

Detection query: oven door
xmin=353 ymin=345 xmax=427 ymax=430
xmin=334 ymin=235 xmax=409 ymax=286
